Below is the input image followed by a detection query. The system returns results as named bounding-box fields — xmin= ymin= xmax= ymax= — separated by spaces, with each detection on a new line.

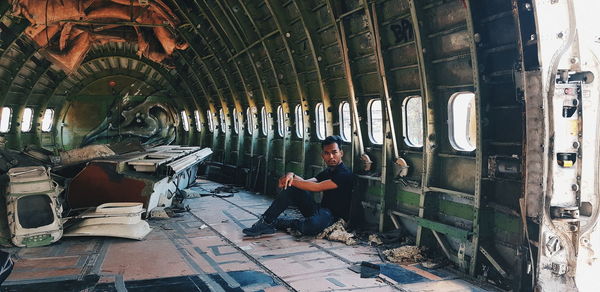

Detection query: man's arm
xmin=290 ymin=176 xmax=338 ymax=192
xmin=279 ymin=172 xmax=317 ymax=189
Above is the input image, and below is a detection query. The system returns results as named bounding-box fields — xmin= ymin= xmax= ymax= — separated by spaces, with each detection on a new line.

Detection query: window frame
xmin=294 ymin=104 xmax=304 ymax=138
xmin=41 ymin=108 xmax=54 ymax=133
xmin=194 ymin=110 xmax=202 ymax=132
xmin=219 ymin=108 xmax=226 ymax=133
xmin=180 ymin=110 xmax=190 ymax=132
xmin=261 ymin=106 xmax=268 ymax=136
xmin=233 ymin=108 xmax=240 ymax=134
xmin=367 ymin=99 xmax=383 ymax=145
xmin=402 ymin=96 xmax=424 ymax=148
xmin=207 ymin=110 xmax=215 ymax=133
xmin=315 ymin=103 xmax=326 ymax=140
xmin=339 ymin=102 xmax=351 ymax=142
xmin=447 ymin=92 xmax=476 ymax=152
xmin=0 ymin=107 xmax=12 ymax=133
xmin=277 ymin=105 xmax=284 ymax=137
xmin=246 ymin=107 xmax=255 ymax=135
xmin=21 ymin=107 xmax=34 ymax=133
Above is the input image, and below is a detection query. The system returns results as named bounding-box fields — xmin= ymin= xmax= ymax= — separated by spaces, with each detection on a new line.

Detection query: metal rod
xmin=368 ymin=2 xmax=400 ymax=160
xmin=338 ymin=21 xmax=365 ymax=155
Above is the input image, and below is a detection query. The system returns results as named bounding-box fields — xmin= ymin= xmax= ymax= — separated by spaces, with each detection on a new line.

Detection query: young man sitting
xmin=243 ymin=135 xmax=354 ymax=237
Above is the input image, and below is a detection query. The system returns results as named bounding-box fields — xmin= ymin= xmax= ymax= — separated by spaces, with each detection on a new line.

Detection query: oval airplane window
xmin=368 ymin=99 xmax=383 ymax=144
xmin=295 ymin=104 xmax=304 ymax=138
xmin=247 ymin=107 xmax=254 ymax=135
xmin=207 ymin=110 xmax=214 ymax=133
xmin=315 ymin=103 xmax=326 ymax=140
xmin=41 ymin=109 xmax=54 ymax=132
xmin=219 ymin=108 xmax=226 ymax=133
xmin=180 ymin=111 xmax=190 ymax=132
xmin=277 ymin=105 xmax=284 ymax=137
xmin=194 ymin=110 xmax=202 ymax=132
xmin=261 ymin=106 xmax=268 ymax=136
xmin=21 ymin=107 xmax=34 ymax=132
xmin=339 ymin=102 xmax=351 ymax=142
xmin=448 ymin=92 xmax=476 ymax=151
xmin=0 ymin=107 xmax=12 ymax=133
xmin=233 ymin=108 xmax=240 ymax=134
xmin=402 ymin=96 xmax=423 ymax=147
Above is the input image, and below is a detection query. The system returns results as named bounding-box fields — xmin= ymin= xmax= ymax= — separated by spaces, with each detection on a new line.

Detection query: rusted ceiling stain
xmin=11 ymin=0 xmax=188 ymax=71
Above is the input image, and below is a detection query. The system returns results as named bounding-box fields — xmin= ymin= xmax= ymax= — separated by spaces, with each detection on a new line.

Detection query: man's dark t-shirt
xmin=315 ymin=162 xmax=354 ymax=220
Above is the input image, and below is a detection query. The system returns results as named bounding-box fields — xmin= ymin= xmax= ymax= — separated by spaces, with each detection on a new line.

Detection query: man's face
xmin=321 ymin=143 xmax=343 ymax=167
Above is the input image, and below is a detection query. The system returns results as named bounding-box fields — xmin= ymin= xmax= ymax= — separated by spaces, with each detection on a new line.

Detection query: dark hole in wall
xmin=17 ymin=195 xmax=54 ymax=228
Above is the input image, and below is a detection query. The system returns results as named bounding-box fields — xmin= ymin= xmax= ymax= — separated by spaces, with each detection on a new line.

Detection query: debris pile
xmin=368 ymin=234 xmax=383 ymax=246
xmin=0 ymin=142 xmax=212 ymax=248
xmin=383 ymin=245 xmax=425 ymax=264
xmin=317 ymin=219 xmax=356 ymax=245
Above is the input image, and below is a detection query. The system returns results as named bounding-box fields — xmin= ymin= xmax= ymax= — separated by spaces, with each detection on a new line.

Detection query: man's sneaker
xmin=242 ymin=217 xmax=276 ymax=237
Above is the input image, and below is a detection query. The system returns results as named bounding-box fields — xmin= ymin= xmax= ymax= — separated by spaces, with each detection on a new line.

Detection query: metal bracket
xmin=551 ymin=262 xmax=567 ymax=275
xmin=479 ymin=246 xmax=508 ymax=278
xmin=550 ymin=206 xmax=579 ymax=221
xmin=545 ymin=236 xmax=562 ymax=256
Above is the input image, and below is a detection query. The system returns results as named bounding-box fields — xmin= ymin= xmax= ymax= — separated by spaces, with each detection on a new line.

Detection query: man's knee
xmin=297 ymin=210 xmax=334 ymax=235
xmin=278 ymin=186 xmax=308 ymax=199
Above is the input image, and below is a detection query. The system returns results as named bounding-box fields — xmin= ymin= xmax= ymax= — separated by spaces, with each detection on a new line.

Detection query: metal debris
xmin=317 ymin=219 xmax=356 ymax=245
xmin=383 ymin=246 xmax=425 ymax=264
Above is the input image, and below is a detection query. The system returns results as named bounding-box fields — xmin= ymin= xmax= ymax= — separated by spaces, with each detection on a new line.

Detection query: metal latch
xmin=550 ymin=206 xmax=579 ymax=221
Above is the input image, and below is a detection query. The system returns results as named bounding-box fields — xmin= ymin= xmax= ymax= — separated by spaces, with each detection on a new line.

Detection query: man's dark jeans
xmin=263 ymin=187 xmax=334 ymax=235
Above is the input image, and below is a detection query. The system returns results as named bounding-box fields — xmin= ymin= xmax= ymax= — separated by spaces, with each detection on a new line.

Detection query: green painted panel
xmin=438 ymin=200 xmax=475 ymax=220
xmin=366 ymin=183 xmax=382 ymax=196
xmin=396 ymin=190 xmax=420 ymax=207
xmin=493 ymin=211 xmax=521 ymax=233
xmin=415 ymin=217 xmax=471 ymax=241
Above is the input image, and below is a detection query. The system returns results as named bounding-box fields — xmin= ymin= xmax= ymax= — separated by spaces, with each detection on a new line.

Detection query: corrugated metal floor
xmin=1 ymin=180 xmax=492 ymax=291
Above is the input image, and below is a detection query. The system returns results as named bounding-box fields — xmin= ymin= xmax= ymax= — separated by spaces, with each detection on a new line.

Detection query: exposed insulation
xmin=383 ymin=246 xmax=425 ymax=264
xmin=317 ymin=219 xmax=356 ymax=245
xmin=11 ymin=0 xmax=187 ymax=71
xmin=368 ymin=234 xmax=383 ymax=246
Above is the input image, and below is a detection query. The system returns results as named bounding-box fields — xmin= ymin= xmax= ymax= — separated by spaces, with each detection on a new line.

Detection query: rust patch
xmin=68 ymin=163 xmax=147 ymax=209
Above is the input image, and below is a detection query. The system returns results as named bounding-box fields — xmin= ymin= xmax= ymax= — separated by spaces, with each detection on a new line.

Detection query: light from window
xmin=402 ymin=96 xmax=423 ymax=147
xmin=315 ymin=103 xmax=326 ymax=140
xmin=219 ymin=108 xmax=226 ymax=133
xmin=21 ymin=108 xmax=34 ymax=132
xmin=368 ymin=99 xmax=383 ymax=144
xmin=339 ymin=102 xmax=351 ymax=142
xmin=207 ymin=110 xmax=214 ymax=132
xmin=0 ymin=107 xmax=12 ymax=133
xmin=448 ymin=92 xmax=476 ymax=151
xmin=180 ymin=111 xmax=190 ymax=132
xmin=194 ymin=110 xmax=201 ymax=132
xmin=261 ymin=106 xmax=268 ymax=135
xmin=294 ymin=105 xmax=304 ymax=138
xmin=247 ymin=107 xmax=255 ymax=135
xmin=233 ymin=108 xmax=240 ymax=134
xmin=41 ymin=109 xmax=54 ymax=132
xmin=277 ymin=105 xmax=284 ymax=137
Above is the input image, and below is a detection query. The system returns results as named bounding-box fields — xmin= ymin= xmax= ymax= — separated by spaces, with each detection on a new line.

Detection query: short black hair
xmin=321 ymin=135 xmax=343 ymax=149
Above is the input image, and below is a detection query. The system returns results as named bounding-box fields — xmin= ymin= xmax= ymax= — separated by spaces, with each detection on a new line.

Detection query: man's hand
xmin=278 ymin=172 xmax=295 ymax=189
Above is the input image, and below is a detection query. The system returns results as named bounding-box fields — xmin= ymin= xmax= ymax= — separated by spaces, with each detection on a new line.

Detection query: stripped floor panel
xmin=1 ymin=180 xmax=492 ymax=292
